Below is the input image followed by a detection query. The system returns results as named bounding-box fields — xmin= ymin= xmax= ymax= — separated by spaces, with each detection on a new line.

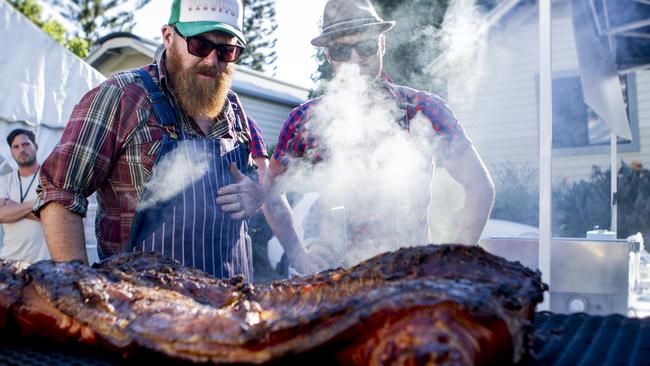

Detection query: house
xmin=85 ymin=32 xmax=310 ymax=146
xmin=434 ymin=0 xmax=650 ymax=183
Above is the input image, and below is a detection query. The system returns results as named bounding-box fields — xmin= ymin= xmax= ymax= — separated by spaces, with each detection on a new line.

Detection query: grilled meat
xmin=0 ymin=244 xmax=546 ymax=365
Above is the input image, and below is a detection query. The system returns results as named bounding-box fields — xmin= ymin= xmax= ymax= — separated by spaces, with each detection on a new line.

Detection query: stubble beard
xmin=15 ymin=153 xmax=36 ymax=168
xmin=166 ymin=45 xmax=233 ymax=119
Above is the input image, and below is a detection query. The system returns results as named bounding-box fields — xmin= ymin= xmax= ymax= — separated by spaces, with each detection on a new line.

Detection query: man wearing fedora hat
xmin=265 ymin=0 xmax=495 ymax=266
xmin=34 ymin=0 xmax=323 ymax=278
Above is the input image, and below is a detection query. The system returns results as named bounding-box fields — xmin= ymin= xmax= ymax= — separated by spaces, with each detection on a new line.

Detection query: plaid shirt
xmin=35 ymin=52 xmax=267 ymax=258
xmin=272 ymin=72 xmax=471 ymax=165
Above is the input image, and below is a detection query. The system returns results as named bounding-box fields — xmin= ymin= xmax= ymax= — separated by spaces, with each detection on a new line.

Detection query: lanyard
xmin=18 ymin=167 xmax=39 ymax=204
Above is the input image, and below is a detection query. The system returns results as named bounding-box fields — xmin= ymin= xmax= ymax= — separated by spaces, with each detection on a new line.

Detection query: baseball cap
xmin=168 ymin=0 xmax=246 ymax=46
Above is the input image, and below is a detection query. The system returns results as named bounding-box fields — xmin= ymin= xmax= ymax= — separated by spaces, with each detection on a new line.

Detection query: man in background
xmin=266 ymin=0 xmax=495 ymax=268
xmin=0 ymin=128 xmax=49 ymax=263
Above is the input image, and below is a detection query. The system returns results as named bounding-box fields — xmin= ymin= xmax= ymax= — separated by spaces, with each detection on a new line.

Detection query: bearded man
xmin=35 ymin=0 xmax=323 ymax=279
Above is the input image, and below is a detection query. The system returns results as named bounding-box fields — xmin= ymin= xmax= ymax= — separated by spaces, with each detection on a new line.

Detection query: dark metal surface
xmin=2 ymin=312 xmax=650 ymax=365
xmin=0 ymin=338 xmax=118 ymax=366
xmin=526 ymin=311 xmax=650 ymax=366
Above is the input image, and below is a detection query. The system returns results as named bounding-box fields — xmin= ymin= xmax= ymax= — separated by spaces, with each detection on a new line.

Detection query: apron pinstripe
xmin=128 ymin=69 xmax=253 ymax=280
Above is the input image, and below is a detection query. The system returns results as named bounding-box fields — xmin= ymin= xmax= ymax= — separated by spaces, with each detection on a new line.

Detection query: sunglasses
xmin=327 ymin=39 xmax=380 ymax=62
xmin=173 ymin=27 xmax=244 ymax=62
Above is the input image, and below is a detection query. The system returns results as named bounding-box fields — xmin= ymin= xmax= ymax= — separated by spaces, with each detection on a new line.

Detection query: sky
xmin=131 ymin=0 xmax=328 ymax=88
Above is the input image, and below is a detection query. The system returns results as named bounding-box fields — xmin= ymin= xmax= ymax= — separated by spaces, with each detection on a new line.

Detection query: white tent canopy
xmin=0 ymin=0 xmax=104 ymax=170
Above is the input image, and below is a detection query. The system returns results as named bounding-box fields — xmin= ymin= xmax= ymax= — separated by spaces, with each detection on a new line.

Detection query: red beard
xmin=166 ymin=44 xmax=233 ymax=119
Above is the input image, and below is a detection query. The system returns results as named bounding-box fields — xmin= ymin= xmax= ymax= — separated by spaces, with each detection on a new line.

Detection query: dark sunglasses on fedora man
xmin=174 ymin=27 xmax=245 ymax=62
xmin=327 ymin=39 xmax=380 ymax=62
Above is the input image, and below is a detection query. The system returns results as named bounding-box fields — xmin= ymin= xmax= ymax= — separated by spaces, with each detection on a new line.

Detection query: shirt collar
xmin=379 ymin=71 xmax=400 ymax=100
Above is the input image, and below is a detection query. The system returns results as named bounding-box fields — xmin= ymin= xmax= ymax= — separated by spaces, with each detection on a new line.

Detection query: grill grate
xmin=528 ymin=311 xmax=650 ymax=366
xmin=2 ymin=312 xmax=650 ymax=365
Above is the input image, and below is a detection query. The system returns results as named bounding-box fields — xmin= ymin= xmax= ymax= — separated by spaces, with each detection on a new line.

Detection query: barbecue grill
xmin=480 ymin=237 xmax=641 ymax=315
xmin=2 ymin=311 xmax=649 ymax=365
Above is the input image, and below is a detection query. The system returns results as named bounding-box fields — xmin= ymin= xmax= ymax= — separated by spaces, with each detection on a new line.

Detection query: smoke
xmin=276 ymin=65 xmax=436 ymax=267
xmin=137 ymin=140 xmax=211 ymax=210
xmin=382 ymin=0 xmax=492 ymax=102
xmin=277 ymin=1 xmax=499 ymax=269
xmin=431 ymin=0 xmax=489 ymax=101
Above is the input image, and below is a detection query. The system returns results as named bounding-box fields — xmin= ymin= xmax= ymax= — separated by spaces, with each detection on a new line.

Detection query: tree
xmin=237 ymin=0 xmax=278 ymax=73
xmin=8 ymin=0 xmax=89 ymax=57
xmin=51 ymin=0 xmax=150 ymax=48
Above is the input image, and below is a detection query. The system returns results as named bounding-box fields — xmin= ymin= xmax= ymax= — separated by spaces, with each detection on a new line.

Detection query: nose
xmin=348 ymin=49 xmax=362 ymax=63
xmin=202 ymin=49 xmax=228 ymax=70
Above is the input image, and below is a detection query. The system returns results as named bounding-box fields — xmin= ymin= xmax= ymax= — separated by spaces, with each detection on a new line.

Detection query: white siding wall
xmin=448 ymin=2 xmax=650 ymax=183
xmin=238 ymin=95 xmax=296 ymax=149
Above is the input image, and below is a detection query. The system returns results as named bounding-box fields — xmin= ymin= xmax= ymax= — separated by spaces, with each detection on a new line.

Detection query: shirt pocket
xmin=120 ymin=120 xmax=164 ymax=181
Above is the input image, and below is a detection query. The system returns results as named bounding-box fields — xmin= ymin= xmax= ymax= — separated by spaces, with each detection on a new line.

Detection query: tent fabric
xmin=0 ymin=0 xmax=105 ymax=128
xmin=0 ymin=0 xmax=104 ymax=168
xmin=570 ymin=0 xmax=632 ymax=140
xmin=0 ymin=0 xmax=103 ymax=258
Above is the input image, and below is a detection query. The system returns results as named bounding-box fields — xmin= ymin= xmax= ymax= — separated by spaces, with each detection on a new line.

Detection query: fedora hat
xmin=311 ymin=0 xmax=395 ymax=47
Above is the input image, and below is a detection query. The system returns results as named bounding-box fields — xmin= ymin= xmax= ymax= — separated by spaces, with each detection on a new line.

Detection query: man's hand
xmin=285 ymin=243 xmax=330 ymax=275
xmin=216 ymin=162 xmax=265 ymax=220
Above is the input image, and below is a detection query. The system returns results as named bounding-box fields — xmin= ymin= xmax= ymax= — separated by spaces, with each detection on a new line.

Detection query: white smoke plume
xmin=137 ymin=140 xmax=211 ymax=210
xmin=276 ymin=65 xmax=436 ymax=267
xmin=276 ymin=0 xmax=498 ymax=269
xmin=431 ymin=0 xmax=489 ymax=101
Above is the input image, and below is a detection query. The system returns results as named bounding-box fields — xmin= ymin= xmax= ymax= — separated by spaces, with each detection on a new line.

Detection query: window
xmin=550 ymin=73 xmax=637 ymax=154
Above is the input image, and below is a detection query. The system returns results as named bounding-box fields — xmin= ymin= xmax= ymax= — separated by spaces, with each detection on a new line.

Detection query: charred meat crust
xmin=0 ymin=244 xmax=546 ymax=365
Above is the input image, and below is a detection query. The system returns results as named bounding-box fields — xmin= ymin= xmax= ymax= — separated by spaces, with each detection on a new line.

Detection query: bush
xmin=492 ymin=160 xmax=650 ymax=240
xmin=553 ymin=166 xmax=610 ymax=237
xmin=490 ymin=162 xmax=540 ymax=227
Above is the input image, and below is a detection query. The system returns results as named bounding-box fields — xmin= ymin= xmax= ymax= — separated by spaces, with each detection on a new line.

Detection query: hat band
xmin=322 ymin=17 xmax=383 ymax=33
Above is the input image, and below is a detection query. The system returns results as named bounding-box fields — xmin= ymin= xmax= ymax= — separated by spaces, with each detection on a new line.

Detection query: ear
xmin=162 ymin=25 xmax=175 ymax=49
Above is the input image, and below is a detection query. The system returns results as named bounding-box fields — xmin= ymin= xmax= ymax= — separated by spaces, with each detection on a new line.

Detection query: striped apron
xmin=127 ymin=69 xmax=253 ymax=280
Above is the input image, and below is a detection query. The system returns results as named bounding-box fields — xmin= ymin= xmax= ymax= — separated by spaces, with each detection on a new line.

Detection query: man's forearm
xmin=40 ymin=202 xmax=88 ymax=263
xmin=454 ymin=182 xmax=495 ymax=245
xmin=0 ymin=202 xmax=36 ymax=223
xmin=262 ymin=194 xmax=305 ymax=258
xmin=443 ymin=146 xmax=496 ymax=246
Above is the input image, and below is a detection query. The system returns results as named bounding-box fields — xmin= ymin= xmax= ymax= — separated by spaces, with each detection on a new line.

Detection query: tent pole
xmin=611 ymin=132 xmax=617 ymax=235
xmin=539 ymin=0 xmax=552 ymax=311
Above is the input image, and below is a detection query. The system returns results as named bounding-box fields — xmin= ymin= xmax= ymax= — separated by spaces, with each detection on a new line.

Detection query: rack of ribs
xmin=0 ymin=244 xmax=546 ymax=365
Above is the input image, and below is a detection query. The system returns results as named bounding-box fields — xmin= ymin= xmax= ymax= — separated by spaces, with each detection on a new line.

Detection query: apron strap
xmin=134 ymin=69 xmax=178 ymax=129
xmin=127 ymin=69 xmax=180 ymax=250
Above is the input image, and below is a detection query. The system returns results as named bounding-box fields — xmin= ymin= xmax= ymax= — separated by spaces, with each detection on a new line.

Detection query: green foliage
xmin=492 ymin=160 xmax=650 ymax=240
xmin=238 ymin=0 xmax=278 ymax=73
xmin=51 ymin=0 xmax=150 ymax=48
xmin=8 ymin=0 xmax=89 ymax=58
xmin=555 ymin=161 xmax=650 ymax=240
xmin=41 ymin=19 xmax=67 ymax=43
xmin=9 ymin=0 xmax=40 ymax=22
xmin=490 ymin=162 xmax=540 ymax=228
xmin=66 ymin=36 xmax=90 ymax=58
xmin=554 ymin=166 xmax=610 ymax=237
xmin=311 ymin=0 xmax=499 ymax=92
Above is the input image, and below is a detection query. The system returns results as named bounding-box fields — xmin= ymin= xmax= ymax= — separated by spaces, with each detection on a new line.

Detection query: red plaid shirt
xmin=272 ymin=72 xmax=471 ymax=165
xmin=35 ymin=52 xmax=267 ymax=258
